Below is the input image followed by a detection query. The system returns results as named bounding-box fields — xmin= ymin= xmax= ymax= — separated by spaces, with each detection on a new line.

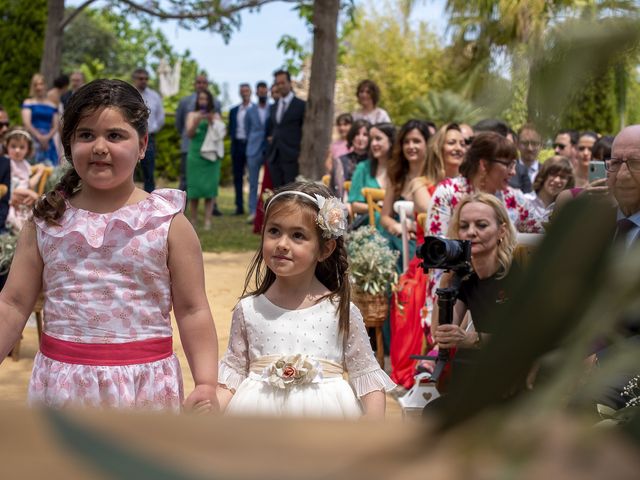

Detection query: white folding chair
xmin=393 ymin=200 xmax=414 ymax=273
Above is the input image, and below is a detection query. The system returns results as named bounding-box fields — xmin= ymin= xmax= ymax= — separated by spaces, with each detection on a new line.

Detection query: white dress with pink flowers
xmin=219 ymin=295 xmax=396 ymax=418
xmin=28 ymin=189 xmax=186 ymax=411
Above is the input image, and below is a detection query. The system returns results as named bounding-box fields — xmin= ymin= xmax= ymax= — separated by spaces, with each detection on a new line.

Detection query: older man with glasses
xmin=132 ymin=67 xmax=165 ymax=192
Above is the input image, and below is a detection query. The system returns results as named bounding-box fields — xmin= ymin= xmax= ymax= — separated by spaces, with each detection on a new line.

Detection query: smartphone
xmin=589 ymin=161 xmax=606 ymax=182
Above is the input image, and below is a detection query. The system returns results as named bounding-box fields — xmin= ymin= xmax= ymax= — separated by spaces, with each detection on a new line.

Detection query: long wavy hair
xmin=387 ymin=119 xmax=431 ymax=198
xmin=368 ymin=122 xmax=395 ymax=178
xmin=243 ymin=182 xmax=351 ymax=335
xmin=33 ymin=79 xmax=149 ymax=225
xmin=421 ymin=122 xmax=462 ymax=183
xmin=447 ymin=192 xmax=517 ymax=279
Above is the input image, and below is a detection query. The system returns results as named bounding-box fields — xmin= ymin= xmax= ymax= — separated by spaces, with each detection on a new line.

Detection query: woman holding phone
xmin=186 ymin=90 xmax=222 ymax=230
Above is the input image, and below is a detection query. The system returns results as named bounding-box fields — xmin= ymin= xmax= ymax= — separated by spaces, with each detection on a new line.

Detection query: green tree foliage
xmin=338 ymin=0 xmax=447 ymax=124
xmin=0 ymin=0 xmax=47 ymax=120
xmin=559 ymin=69 xmax=618 ymax=135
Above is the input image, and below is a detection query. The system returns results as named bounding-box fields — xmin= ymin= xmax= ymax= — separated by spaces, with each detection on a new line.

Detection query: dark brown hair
xmin=532 ymin=155 xmax=575 ymax=193
xmin=243 ymin=182 xmax=351 ymax=335
xmin=459 ymin=131 xmax=518 ymax=180
xmin=388 ymin=119 xmax=431 ymax=198
xmin=356 ymin=79 xmax=381 ymax=106
xmin=346 ymin=119 xmax=371 ymax=149
xmin=33 ymin=79 xmax=149 ymax=225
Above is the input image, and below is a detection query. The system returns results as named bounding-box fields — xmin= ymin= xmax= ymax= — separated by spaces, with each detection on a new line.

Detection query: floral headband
xmin=266 ymin=190 xmax=348 ymax=239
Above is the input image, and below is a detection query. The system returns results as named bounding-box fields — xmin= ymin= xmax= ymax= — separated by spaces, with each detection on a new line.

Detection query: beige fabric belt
xmin=249 ymin=354 xmax=344 ymax=378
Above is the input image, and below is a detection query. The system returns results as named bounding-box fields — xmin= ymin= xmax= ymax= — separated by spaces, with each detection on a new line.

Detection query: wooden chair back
xmin=361 ymin=187 xmax=385 ymax=227
xmin=30 ymin=166 xmax=54 ymax=195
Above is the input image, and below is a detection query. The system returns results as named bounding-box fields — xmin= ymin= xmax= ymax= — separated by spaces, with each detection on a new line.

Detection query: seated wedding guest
xmin=325 ymin=113 xmax=353 ymax=173
xmin=4 ymin=128 xmax=45 ymax=232
xmin=330 ymin=118 xmax=370 ymax=199
xmin=348 ymin=122 xmax=395 ymax=230
xmin=425 ymin=132 xmax=544 ymax=326
xmin=380 ymin=119 xmax=431 ymax=269
xmin=431 ymin=193 xmax=519 ymax=388
xmin=525 ymin=155 xmax=574 ymax=222
xmin=352 ymin=79 xmax=391 ymax=124
xmin=389 ymin=123 xmax=464 ymax=390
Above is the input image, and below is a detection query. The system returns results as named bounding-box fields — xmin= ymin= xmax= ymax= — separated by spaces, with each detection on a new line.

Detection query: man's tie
xmin=616 ymin=217 xmax=636 ymax=244
xmin=276 ymin=99 xmax=286 ymax=123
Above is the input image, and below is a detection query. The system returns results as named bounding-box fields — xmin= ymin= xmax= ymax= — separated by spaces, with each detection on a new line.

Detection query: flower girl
xmin=217 ymin=182 xmax=395 ymax=418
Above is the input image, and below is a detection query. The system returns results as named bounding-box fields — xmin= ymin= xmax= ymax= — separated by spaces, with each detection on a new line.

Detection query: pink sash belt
xmin=40 ymin=333 xmax=173 ymax=366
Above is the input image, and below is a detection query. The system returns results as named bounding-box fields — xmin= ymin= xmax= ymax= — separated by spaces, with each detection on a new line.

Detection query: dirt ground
xmin=0 ymin=251 xmax=402 ymax=417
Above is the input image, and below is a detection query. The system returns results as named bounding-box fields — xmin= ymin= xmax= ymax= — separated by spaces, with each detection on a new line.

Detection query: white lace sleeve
xmin=218 ymin=303 xmax=249 ymax=391
xmin=344 ymin=304 xmax=396 ymax=397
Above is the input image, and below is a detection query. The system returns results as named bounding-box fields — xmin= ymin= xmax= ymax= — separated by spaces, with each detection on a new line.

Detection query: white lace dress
xmin=219 ymin=295 xmax=396 ymax=418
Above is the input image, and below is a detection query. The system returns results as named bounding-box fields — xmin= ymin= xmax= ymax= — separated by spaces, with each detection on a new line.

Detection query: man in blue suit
xmin=244 ymin=81 xmax=270 ymax=223
xmin=229 ymin=83 xmax=253 ymax=215
xmin=266 ymin=70 xmax=306 ymax=188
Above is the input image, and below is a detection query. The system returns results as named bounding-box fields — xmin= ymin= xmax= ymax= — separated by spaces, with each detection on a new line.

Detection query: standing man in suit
xmin=266 ymin=69 xmax=306 ymax=188
xmin=132 ymin=68 xmax=165 ymax=192
xmin=176 ymin=74 xmax=221 ymax=192
xmin=510 ymin=124 xmax=543 ymax=193
xmin=229 ymin=83 xmax=253 ymax=215
xmin=244 ymin=81 xmax=270 ymax=223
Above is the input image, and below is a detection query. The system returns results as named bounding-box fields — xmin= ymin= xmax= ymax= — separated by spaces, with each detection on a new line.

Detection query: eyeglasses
xmin=0 ymin=121 xmax=9 ymax=128
xmin=491 ymin=158 xmax=517 ymax=169
xmin=553 ymin=143 xmax=568 ymax=150
xmin=604 ymin=157 xmax=640 ymax=173
xmin=464 ymin=137 xmax=474 ymax=146
xmin=520 ymin=141 xmax=541 ymax=148
xmin=135 ymin=76 xmax=149 ymax=81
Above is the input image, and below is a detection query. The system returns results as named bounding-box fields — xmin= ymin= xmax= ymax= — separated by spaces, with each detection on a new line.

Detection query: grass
xmin=144 ymin=178 xmax=261 ymax=253
xmin=185 ymin=185 xmax=261 ymax=253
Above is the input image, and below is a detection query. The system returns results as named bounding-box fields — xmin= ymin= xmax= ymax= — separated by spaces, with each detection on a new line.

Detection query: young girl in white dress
xmin=217 ymin=182 xmax=396 ymax=418
xmin=0 ymin=79 xmax=219 ymax=412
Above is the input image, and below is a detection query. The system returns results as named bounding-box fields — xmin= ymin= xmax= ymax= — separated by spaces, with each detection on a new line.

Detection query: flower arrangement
xmin=0 ymin=233 xmax=18 ymax=276
xmin=263 ymin=354 xmax=322 ymax=389
xmin=346 ymin=226 xmax=399 ymax=296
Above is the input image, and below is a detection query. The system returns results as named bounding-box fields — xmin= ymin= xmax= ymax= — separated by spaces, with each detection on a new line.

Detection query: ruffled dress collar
xmin=33 ymin=188 xmax=186 ymax=248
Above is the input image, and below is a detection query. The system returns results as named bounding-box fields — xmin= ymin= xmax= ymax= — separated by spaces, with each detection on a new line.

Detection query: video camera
xmin=417 ymin=236 xmax=472 ymax=276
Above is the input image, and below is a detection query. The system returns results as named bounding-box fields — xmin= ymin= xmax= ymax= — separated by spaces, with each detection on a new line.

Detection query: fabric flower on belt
xmin=316 ymin=195 xmax=348 ymax=239
xmin=263 ymin=354 xmax=322 ymax=389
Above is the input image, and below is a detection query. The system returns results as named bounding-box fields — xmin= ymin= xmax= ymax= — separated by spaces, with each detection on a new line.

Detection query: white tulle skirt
xmin=226 ymin=373 xmax=363 ymax=419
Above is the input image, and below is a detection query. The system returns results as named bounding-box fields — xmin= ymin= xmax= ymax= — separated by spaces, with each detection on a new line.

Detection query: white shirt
xmin=520 ymin=159 xmax=540 ymax=185
xmin=276 ymin=91 xmax=294 ymax=123
xmin=139 ymin=87 xmax=165 ymax=134
xmin=235 ymin=102 xmax=252 ymax=140
xmin=257 ymin=103 xmax=269 ymax=124
xmin=616 ymin=210 xmax=640 ymax=249
xmin=351 ymin=107 xmax=391 ymax=124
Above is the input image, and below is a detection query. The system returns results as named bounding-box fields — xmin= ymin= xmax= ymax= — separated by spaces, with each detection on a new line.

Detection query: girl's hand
xmin=184 ymin=384 xmax=219 ymax=413
xmin=433 ymin=324 xmax=467 ymax=349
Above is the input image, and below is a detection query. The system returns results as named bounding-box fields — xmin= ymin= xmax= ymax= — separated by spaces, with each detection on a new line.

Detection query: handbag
xmin=200 ymin=118 xmax=225 ymax=162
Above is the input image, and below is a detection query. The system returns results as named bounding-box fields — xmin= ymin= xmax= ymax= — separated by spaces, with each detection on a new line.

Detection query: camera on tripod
xmin=417 ymin=236 xmax=472 ymax=276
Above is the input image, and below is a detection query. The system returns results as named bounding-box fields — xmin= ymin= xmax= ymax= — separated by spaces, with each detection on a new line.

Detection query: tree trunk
xmin=299 ymin=0 xmax=340 ymax=181
xmin=40 ymin=0 xmax=65 ymax=86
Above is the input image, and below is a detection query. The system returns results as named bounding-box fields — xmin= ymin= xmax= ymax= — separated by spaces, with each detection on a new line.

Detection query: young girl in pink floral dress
xmin=217 ymin=182 xmax=395 ymax=419
xmin=0 ymin=79 xmax=219 ymax=412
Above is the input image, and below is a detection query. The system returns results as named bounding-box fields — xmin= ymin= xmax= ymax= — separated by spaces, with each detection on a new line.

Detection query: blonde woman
xmin=21 ymin=73 xmax=60 ymax=165
xmin=432 ymin=193 xmax=517 ymax=357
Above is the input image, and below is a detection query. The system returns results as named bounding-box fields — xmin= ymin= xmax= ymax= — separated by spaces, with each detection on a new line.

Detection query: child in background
xmin=0 ymin=79 xmax=219 ymax=412
xmin=324 ymin=113 xmax=353 ymax=174
xmin=4 ymin=128 xmax=45 ymax=232
xmin=217 ymin=182 xmax=395 ymax=418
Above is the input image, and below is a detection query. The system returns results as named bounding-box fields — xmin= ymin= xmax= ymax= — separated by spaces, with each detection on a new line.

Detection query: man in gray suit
xmin=244 ymin=81 xmax=270 ymax=223
xmin=176 ymin=74 xmax=221 ymax=191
